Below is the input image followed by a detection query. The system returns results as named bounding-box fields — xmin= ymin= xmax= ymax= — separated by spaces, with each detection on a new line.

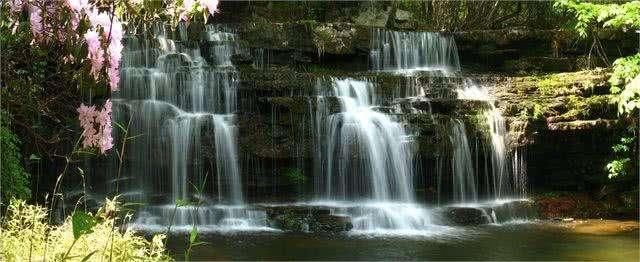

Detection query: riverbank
xmin=548 ymin=219 xmax=640 ymax=235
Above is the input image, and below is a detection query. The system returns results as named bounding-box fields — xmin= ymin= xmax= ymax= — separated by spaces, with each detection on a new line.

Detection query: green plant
xmin=0 ymin=111 xmax=31 ymax=203
xmin=610 ymin=54 xmax=640 ymax=114
xmin=0 ymin=199 xmax=171 ymax=261
xmin=554 ymin=1 xmax=640 ymax=115
xmin=283 ymin=168 xmax=306 ymax=185
xmin=606 ymin=135 xmax=635 ymax=179
xmin=553 ymin=0 xmax=640 ymax=38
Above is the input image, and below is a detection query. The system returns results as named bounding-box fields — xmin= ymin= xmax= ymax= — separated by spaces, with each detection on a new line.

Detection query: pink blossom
xmin=71 ymin=12 xmax=80 ymax=30
xmin=179 ymin=0 xmax=196 ymax=21
xmin=95 ymin=100 xmax=113 ymax=153
xmin=107 ymin=66 xmax=120 ymax=91
xmin=29 ymin=5 xmax=44 ymax=39
xmin=183 ymin=0 xmax=196 ymax=10
xmin=8 ymin=0 xmax=25 ymax=13
xmin=108 ymin=42 xmax=123 ymax=65
xmin=66 ymin=0 xmax=88 ymax=12
xmin=87 ymin=8 xmax=111 ymax=30
xmin=84 ymin=30 xmax=104 ymax=77
xmin=77 ymin=103 xmax=98 ymax=148
xmin=199 ymin=0 xmax=219 ymax=16
xmin=77 ymin=100 xmax=113 ymax=153
xmin=108 ymin=20 xmax=124 ymax=42
xmin=106 ymin=23 xmax=123 ymax=91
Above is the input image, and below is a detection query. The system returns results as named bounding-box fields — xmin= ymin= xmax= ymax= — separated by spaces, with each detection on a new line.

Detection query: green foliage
xmin=554 ymin=1 xmax=640 ymax=115
xmin=553 ymin=0 xmax=640 ymax=38
xmin=312 ymin=24 xmax=356 ymax=56
xmin=515 ymin=99 xmax=549 ymax=122
xmin=0 ymin=111 xmax=31 ymax=203
xmin=606 ymin=158 xmax=631 ymax=179
xmin=0 ymin=199 xmax=171 ymax=261
xmin=610 ymin=54 xmax=640 ymax=114
xmin=71 ymin=212 xmax=98 ymax=239
xmin=606 ymin=135 xmax=635 ymax=179
xmin=0 ymin=6 xmax=99 ymax=159
xmin=282 ymin=168 xmax=306 ymax=185
xmin=184 ymin=226 xmax=206 ymax=261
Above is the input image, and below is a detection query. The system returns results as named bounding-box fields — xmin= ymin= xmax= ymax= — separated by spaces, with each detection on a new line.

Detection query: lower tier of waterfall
xmin=129 ymin=205 xmax=274 ymax=233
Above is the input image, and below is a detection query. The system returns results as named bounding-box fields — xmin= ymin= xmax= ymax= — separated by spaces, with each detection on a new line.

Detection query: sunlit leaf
xmin=72 ymin=212 xmax=98 ymax=239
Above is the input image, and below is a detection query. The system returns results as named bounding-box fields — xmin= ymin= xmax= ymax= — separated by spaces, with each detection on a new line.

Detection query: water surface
xmin=167 ymin=223 xmax=639 ymax=261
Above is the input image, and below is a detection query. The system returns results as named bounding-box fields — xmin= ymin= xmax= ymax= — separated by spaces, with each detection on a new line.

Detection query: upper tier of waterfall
xmin=370 ymin=28 xmax=461 ymax=73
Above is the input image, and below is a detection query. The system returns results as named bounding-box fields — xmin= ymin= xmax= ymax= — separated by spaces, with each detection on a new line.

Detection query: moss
xmin=555 ymin=95 xmax=616 ymax=121
xmin=282 ymin=168 xmax=306 ymax=185
xmin=312 ymin=23 xmax=357 ymax=55
xmin=242 ymin=15 xmax=288 ymax=49
xmin=516 ymin=100 xmax=550 ymax=122
xmin=535 ymin=70 xmax=609 ymax=96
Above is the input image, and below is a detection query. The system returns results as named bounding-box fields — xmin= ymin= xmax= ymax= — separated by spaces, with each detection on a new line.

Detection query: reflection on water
xmin=166 ymin=223 xmax=638 ymax=261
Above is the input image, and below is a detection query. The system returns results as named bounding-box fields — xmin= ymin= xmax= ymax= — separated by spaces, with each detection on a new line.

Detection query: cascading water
xmin=322 ymin=78 xmax=414 ymax=201
xmin=110 ymin=24 xmax=270 ymax=232
xmin=447 ymin=119 xmax=477 ymax=203
xmin=308 ymin=78 xmax=451 ymax=234
xmin=456 ymin=81 xmax=527 ymax=200
xmin=84 ymin=22 xmax=531 ymax=236
xmin=370 ymin=28 xmax=461 ymax=73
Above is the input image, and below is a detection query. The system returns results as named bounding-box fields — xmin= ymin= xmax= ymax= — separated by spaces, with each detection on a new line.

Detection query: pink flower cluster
xmin=77 ymin=100 xmax=113 ymax=154
xmin=179 ymin=0 xmax=219 ymax=22
xmin=7 ymin=1 xmax=121 ymax=154
xmin=74 ymin=2 xmax=124 ymax=92
xmin=7 ymin=1 xmax=123 ymax=92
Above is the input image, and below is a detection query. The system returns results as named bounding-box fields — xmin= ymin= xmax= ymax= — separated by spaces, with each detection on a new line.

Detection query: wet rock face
xmin=264 ymin=205 xmax=353 ymax=232
xmin=310 ymin=214 xmax=354 ymax=232
xmin=493 ymin=200 xmax=538 ymax=222
xmin=442 ymin=207 xmax=492 ymax=226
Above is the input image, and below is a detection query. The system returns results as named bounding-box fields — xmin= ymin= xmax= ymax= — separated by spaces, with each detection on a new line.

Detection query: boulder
xmin=310 ymin=214 xmax=354 ymax=232
xmin=394 ymin=9 xmax=412 ymax=21
xmin=264 ymin=205 xmax=352 ymax=232
xmin=443 ymin=207 xmax=492 ymax=225
xmin=492 ymin=200 xmax=538 ymax=222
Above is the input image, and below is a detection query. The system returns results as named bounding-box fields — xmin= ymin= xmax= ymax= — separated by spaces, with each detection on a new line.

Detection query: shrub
xmin=0 ymin=199 xmax=171 ymax=261
xmin=0 ymin=111 xmax=31 ymax=203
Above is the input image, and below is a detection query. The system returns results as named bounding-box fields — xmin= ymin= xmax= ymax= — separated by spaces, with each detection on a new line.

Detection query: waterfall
xmin=370 ymin=28 xmax=461 ymax=72
xmin=307 ymin=78 xmax=450 ymax=234
xmin=448 ymin=119 xmax=477 ymax=203
xmin=456 ymin=81 xmax=526 ymax=200
xmin=109 ymin=24 xmax=270 ymax=232
xmin=319 ymin=78 xmax=414 ymax=202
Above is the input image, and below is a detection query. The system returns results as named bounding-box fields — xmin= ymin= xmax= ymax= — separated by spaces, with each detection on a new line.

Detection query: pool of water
xmin=166 ymin=222 xmax=639 ymax=260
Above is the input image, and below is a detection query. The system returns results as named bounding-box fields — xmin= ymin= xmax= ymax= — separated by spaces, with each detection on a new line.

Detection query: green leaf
xmin=125 ymin=133 xmax=145 ymax=141
xmin=191 ymin=241 xmax=207 ymax=247
xmin=113 ymin=121 xmax=127 ymax=133
xmin=81 ymin=250 xmax=98 ymax=262
xmin=29 ymin=154 xmax=41 ymax=161
xmin=72 ymin=212 xmax=98 ymax=239
xmin=189 ymin=226 xmax=198 ymax=244
xmin=176 ymin=199 xmax=189 ymax=207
